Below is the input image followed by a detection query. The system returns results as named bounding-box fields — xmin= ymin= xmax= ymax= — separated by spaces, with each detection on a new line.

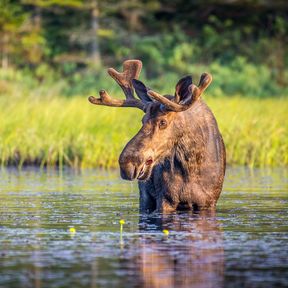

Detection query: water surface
xmin=0 ymin=167 xmax=287 ymax=288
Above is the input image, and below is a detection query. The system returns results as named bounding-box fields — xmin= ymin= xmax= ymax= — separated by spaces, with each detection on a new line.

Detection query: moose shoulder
xmin=89 ymin=60 xmax=226 ymax=213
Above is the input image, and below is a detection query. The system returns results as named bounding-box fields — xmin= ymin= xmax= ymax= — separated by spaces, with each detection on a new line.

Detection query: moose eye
xmin=159 ymin=119 xmax=167 ymax=129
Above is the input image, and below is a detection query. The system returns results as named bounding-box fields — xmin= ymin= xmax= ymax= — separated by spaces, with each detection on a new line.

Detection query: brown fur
xmin=120 ymin=99 xmax=226 ymax=213
xmin=89 ymin=60 xmax=226 ymax=213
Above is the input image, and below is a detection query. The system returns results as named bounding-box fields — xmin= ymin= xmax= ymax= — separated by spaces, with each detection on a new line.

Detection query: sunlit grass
xmin=207 ymin=96 xmax=288 ymax=167
xmin=0 ymin=95 xmax=287 ymax=168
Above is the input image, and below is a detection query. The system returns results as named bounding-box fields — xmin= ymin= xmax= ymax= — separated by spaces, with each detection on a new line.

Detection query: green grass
xmin=0 ymin=95 xmax=287 ymax=168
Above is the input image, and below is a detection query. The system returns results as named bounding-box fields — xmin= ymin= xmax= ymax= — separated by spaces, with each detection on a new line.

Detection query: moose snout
xmin=119 ymin=162 xmax=137 ymax=180
xmin=119 ymin=152 xmax=144 ymax=181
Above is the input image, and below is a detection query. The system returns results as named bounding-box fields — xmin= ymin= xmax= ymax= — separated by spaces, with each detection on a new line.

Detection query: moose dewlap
xmin=89 ymin=60 xmax=226 ymax=213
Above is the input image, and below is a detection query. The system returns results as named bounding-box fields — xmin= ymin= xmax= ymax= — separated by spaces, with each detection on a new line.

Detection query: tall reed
xmin=0 ymin=96 xmax=287 ymax=168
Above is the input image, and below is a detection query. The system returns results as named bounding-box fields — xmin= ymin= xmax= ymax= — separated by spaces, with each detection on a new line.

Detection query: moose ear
xmin=175 ymin=75 xmax=193 ymax=104
xmin=132 ymin=79 xmax=153 ymax=103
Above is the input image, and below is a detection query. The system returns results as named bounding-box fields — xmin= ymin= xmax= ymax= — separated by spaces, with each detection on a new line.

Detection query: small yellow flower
xmin=162 ymin=229 xmax=169 ymax=236
xmin=69 ymin=227 xmax=76 ymax=233
xmin=119 ymin=219 xmax=125 ymax=225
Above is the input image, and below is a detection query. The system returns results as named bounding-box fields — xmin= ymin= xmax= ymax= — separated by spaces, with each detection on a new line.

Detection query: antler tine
xmin=88 ymin=90 xmax=145 ymax=110
xmin=198 ymin=73 xmax=212 ymax=94
xmin=147 ymin=72 xmax=212 ymax=112
xmin=147 ymin=85 xmax=200 ymax=112
xmin=88 ymin=59 xmax=145 ymax=110
xmin=107 ymin=59 xmax=142 ymax=99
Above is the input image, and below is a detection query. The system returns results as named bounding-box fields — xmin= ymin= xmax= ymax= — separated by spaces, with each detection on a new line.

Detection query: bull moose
xmin=89 ymin=59 xmax=226 ymax=213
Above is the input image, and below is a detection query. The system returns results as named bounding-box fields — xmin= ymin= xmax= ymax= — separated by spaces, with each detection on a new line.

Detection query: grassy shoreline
xmin=0 ymin=96 xmax=287 ymax=168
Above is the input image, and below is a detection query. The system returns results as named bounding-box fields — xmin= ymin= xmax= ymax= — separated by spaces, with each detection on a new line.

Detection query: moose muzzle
xmin=118 ymin=150 xmax=143 ymax=181
xmin=119 ymin=161 xmax=138 ymax=180
xmin=119 ymin=151 xmax=154 ymax=181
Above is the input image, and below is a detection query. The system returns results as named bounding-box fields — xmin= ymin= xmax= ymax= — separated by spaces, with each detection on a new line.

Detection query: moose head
xmin=88 ymin=59 xmax=212 ymax=182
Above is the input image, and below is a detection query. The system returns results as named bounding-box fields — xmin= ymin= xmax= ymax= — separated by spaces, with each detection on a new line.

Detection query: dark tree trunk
xmin=90 ymin=0 xmax=101 ymax=66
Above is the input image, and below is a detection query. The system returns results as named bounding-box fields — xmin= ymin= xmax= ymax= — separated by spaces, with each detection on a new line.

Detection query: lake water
xmin=0 ymin=167 xmax=287 ymax=288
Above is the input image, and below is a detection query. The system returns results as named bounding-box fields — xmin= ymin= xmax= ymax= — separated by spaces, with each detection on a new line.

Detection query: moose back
xmin=89 ymin=60 xmax=226 ymax=213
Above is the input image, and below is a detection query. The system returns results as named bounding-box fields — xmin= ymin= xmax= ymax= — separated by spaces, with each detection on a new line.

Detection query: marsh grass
xmin=0 ymin=95 xmax=287 ymax=168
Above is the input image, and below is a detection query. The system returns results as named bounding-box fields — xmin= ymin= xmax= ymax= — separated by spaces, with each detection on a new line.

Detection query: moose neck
xmin=173 ymin=138 xmax=202 ymax=177
xmin=169 ymin=102 xmax=208 ymax=178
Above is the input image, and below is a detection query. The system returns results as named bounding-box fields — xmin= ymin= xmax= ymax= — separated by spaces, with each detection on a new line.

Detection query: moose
xmin=89 ymin=60 xmax=226 ymax=213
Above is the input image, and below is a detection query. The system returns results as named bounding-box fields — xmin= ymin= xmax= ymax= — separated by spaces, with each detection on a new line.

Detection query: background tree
xmin=0 ymin=0 xmax=287 ymax=94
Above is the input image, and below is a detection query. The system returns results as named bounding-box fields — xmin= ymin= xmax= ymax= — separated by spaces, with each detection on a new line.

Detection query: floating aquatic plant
xmin=163 ymin=229 xmax=169 ymax=236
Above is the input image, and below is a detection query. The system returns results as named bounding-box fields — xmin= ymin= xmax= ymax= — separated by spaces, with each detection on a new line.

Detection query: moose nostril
xmin=132 ymin=166 xmax=138 ymax=179
xmin=145 ymin=158 xmax=153 ymax=166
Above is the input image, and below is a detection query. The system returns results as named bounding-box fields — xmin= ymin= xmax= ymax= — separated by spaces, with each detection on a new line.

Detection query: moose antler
xmin=147 ymin=73 xmax=212 ymax=112
xmin=88 ymin=60 xmax=145 ymax=110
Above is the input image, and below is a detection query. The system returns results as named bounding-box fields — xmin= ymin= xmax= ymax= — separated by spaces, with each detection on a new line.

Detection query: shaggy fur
xmin=89 ymin=59 xmax=226 ymax=213
xmin=120 ymin=99 xmax=226 ymax=213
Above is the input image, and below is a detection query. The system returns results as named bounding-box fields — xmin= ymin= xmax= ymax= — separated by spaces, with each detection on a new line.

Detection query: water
xmin=0 ymin=167 xmax=287 ymax=288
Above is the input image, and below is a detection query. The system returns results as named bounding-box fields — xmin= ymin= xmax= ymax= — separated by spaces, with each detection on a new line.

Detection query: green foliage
xmin=0 ymin=0 xmax=287 ymax=80
xmin=22 ymin=0 xmax=84 ymax=8
xmin=208 ymin=57 xmax=286 ymax=97
xmin=1 ymin=57 xmax=287 ymax=98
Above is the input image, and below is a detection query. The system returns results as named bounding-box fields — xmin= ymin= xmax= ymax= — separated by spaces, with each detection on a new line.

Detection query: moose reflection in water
xmin=131 ymin=210 xmax=224 ymax=288
xmin=89 ymin=59 xmax=226 ymax=213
